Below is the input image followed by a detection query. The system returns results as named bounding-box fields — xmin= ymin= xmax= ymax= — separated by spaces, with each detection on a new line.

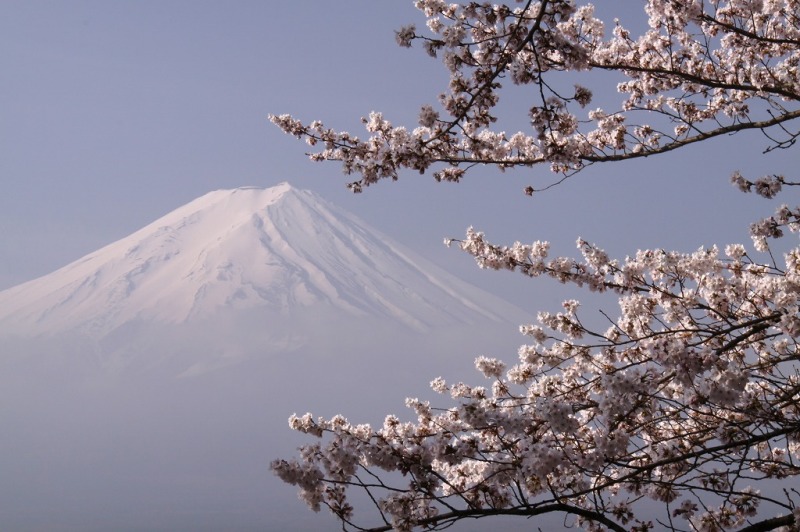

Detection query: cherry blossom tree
xmin=270 ymin=1 xmax=800 ymax=530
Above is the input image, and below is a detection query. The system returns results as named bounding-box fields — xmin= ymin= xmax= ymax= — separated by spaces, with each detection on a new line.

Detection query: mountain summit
xmin=0 ymin=183 xmax=522 ymax=339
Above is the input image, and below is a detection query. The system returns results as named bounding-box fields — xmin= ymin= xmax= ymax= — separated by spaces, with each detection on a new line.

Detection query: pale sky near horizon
xmin=2 ymin=1 xmax=796 ymax=312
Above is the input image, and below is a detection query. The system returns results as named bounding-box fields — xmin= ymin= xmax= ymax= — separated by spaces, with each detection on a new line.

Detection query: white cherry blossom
xmin=271 ymin=2 xmax=800 ymax=530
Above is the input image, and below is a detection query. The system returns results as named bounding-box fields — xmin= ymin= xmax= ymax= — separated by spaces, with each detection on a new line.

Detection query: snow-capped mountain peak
xmin=0 ymin=183 xmax=523 ymax=338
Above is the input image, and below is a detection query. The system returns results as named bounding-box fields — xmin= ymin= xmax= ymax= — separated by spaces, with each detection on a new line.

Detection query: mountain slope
xmin=0 ymin=183 xmax=524 ymax=338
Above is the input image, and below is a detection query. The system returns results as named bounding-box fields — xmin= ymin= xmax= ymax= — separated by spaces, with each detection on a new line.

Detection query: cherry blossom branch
xmin=271 ymin=2 xmax=800 ymax=530
xmin=357 ymin=502 xmax=628 ymax=532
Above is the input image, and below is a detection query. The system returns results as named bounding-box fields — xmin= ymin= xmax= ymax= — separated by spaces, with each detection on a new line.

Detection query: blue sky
xmin=2 ymin=1 xmax=795 ymax=311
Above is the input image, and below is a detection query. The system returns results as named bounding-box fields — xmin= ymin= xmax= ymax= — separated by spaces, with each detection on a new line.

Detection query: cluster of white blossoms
xmin=271 ymin=1 xmax=800 ymax=530
xmin=273 ymin=203 xmax=800 ymax=530
xmin=271 ymin=0 xmax=799 ymax=192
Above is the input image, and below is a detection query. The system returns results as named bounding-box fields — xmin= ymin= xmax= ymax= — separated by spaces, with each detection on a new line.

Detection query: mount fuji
xmin=0 ymin=183 xmax=524 ymax=375
xmin=0 ymin=183 xmax=532 ymax=531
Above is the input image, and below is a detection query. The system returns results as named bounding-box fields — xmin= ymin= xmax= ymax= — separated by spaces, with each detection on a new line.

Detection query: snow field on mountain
xmin=0 ymin=183 xmax=523 ymax=343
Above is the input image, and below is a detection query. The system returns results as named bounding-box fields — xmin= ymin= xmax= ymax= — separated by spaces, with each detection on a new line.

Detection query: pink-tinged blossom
xmin=271 ymin=1 xmax=800 ymax=530
xmin=271 ymin=1 xmax=799 ymax=193
xmin=274 ymin=218 xmax=800 ymax=529
xmin=474 ymin=355 xmax=505 ymax=379
xmin=395 ymin=25 xmax=415 ymax=47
